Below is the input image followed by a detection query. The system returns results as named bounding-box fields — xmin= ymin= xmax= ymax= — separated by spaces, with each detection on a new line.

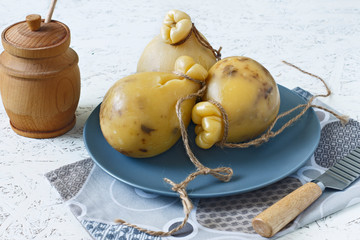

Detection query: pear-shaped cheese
xmin=100 ymin=56 xmax=208 ymax=158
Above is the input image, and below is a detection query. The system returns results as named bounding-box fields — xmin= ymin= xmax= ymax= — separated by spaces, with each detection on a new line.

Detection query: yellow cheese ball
xmin=100 ymin=56 xmax=208 ymax=158
xmin=192 ymin=56 xmax=280 ymax=149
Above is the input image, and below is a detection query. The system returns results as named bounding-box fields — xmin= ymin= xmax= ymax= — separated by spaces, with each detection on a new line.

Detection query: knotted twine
xmin=115 ymin=60 xmax=349 ymax=236
xmin=115 ymin=73 xmax=233 ymax=237
xmin=171 ymin=23 xmax=222 ymax=61
xmin=215 ymin=61 xmax=349 ymax=148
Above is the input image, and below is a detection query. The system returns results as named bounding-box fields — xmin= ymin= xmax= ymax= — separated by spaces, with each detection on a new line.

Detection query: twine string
xmin=114 ymin=70 xmax=232 ymax=236
xmin=172 ymin=72 xmax=233 ymax=182
xmin=219 ymin=60 xmax=348 ymax=148
xmin=171 ymin=23 xmax=222 ymax=61
xmin=115 ymin=61 xmax=348 ymax=236
xmin=191 ymin=24 xmax=222 ymax=61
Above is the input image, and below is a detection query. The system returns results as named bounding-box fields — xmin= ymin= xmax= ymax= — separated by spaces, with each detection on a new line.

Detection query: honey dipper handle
xmin=252 ymin=182 xmax=322 ymax=238
xmin=26 ymin=14 xmax=42 ymax=31
xmin=45 ymin=0 xmax=58 ymax=23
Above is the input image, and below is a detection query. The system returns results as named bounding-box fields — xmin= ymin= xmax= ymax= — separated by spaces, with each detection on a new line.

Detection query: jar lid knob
xmin=26 ymin=14 xmax=42 ymax=31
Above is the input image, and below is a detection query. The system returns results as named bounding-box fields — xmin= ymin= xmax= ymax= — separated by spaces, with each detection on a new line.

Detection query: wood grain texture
xmin=0 ymin=18 xmax=80 ymax=138
xmin=252 ymin=182 xmax=323 ymax=238
xmin=25 ymin=14 xmax=41 ymax=31
xmin=1 ymin=19 xmax=70 ymax=58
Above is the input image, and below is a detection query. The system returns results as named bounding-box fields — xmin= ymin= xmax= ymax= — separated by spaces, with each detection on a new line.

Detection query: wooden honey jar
xmin=0 ymin=14 xmax=80 ymax=138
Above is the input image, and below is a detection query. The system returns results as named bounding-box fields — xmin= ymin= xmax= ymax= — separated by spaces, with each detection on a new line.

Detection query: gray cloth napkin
xmin=46 ymin=88 xmax=360 ymax=240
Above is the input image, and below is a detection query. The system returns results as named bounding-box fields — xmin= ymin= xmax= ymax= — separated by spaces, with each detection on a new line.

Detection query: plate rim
xmin=83 ymin=84 xmax=320 ymax=198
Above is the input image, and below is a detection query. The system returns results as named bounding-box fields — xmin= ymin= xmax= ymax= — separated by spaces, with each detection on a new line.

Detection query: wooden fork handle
xmin=252 ymin=182 xmax=323 ymax=238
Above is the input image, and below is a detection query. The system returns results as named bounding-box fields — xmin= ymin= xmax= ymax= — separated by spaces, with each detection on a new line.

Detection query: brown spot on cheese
xmin=137 ymin=97 xmax=146 ymax=110
xmin=242 ymin=65 xmax=260 ymax=81
xmin=139 ymin=148 xmax=148 ymax=152
xmin=141 ymin=138 xmax=146 ymax=144
xmin=254 ymin=85 xmax=274 ymax=105
xmin=223 ymin=65 xmax=238 ymax=77
xmin=264 ymin=86 xmax=273 ymax=99
xmin=141 ymin=124 xmax=156 ymax=135
xmin=172 ymin=127 xmax=179 ymax=135
xmin=252 ymin=72 xmax=259 ymax=79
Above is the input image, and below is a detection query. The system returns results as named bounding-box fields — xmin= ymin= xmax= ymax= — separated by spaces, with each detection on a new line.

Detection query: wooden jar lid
xmin=1 ymin=14 xmax=70 ymax=58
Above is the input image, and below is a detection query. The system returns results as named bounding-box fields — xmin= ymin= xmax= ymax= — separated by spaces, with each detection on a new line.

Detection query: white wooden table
xmin=0 ymin=0 xmax=359 ymax=239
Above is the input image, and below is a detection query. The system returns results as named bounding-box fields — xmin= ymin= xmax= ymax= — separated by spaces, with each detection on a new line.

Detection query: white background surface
xmin=0 ymin=0 xmax=359 ymax=239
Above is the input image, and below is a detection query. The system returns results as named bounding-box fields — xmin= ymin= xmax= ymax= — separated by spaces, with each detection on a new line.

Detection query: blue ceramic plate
xmin=84 ymin=85 xmax=320 ymax=198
